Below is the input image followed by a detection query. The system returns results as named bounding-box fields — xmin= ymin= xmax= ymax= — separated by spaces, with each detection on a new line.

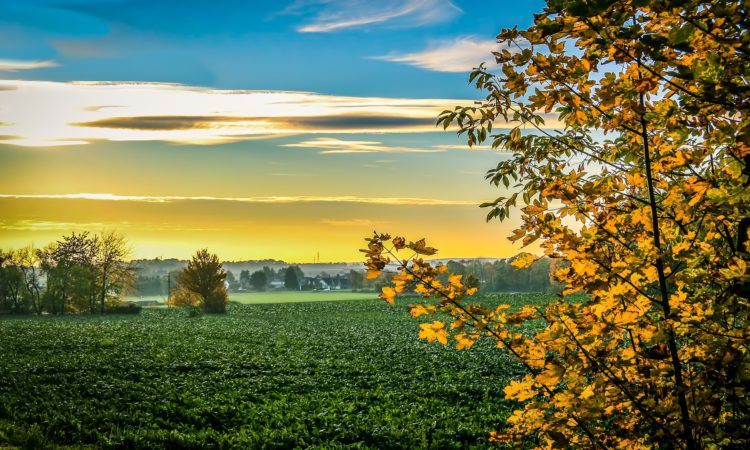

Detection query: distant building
xmin=300 ymin=274 xmax=350 ymax=291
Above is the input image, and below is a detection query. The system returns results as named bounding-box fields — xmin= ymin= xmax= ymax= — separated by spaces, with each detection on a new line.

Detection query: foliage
xmin=367 ymin=0 xmax=750 ymax=448
xmin=15 ymin=245 xmax=44 ymax=314
xmin=0 ymin=249 xmax=26 ymax=314
xmin=133 ymin=273 xmax=167 ymax=296
xmin=0 ymin=295 xmax=552 ymax=448
xmin=94 ymin=231 xmax=136 ymax=313
xmin=284 ymin=266 xmax=301 ymax=291
xmin=173 ymin=248 xmax=228 ymax=314
xmin=167 ymin=283 xmax=202 ymax=308
xmin=249 ymin=270 xmax=267 ymax=291
xmin=441 ymin=257 xmax=562 ymax=293
xmin=2 ymin=232 xmax=134 ymax=315
xmin=39 ymin=232 xmax=100 ymax=314
xmin=225 ymin=270 xmax=239 ymax=291
xmin=239 ymin=269 xmax=252 ymax=290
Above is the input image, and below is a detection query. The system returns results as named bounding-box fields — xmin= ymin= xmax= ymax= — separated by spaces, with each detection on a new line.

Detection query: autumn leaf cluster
xmin=366 ymin=0 xmax=750 ymax=448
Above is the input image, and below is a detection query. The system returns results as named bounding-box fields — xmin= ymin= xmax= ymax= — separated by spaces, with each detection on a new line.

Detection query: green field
xmin=128 ymin=290 xmax=377 ymax=305
xmin=230 ymin=291 xmax=377 ymax=304
xmin=0 ymin=294 xmax=550 ymax=449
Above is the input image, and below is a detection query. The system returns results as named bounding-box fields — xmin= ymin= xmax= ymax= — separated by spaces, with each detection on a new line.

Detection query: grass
xmin=230 ymin=291 xmax=377 ymax=304
xmin=0 ymin=293 xmax=553 ymax=449
xmin=127 ymin=290 xmax=377 ymax=305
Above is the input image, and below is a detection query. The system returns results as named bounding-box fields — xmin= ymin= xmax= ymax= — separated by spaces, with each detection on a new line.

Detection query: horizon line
xmin=0 ymin=193 xmax=479 ymax=206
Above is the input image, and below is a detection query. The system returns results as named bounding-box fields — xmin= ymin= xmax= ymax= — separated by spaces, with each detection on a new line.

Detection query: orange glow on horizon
xmin=0 ymin=197 xmax=528 ymax=262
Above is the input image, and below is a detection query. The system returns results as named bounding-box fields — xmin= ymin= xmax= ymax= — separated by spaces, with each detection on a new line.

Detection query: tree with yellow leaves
xmin=364 ymin=1 xmax=749 ymax=448
xmin=170 ymin=248 xmax=228 ymax=313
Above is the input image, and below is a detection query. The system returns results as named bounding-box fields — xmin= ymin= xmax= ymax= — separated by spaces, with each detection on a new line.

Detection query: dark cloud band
xmin=73 ymin=114 xmax=436 ymax=131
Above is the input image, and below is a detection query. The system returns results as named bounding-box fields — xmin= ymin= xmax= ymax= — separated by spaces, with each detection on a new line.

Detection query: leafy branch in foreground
xmin=364 ymin=0 xmax=750 ymax=448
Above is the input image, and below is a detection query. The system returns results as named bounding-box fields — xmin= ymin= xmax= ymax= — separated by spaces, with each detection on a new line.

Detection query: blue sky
xmin=0 ymin=0 xmax=543 ymax=96
xmin=0 ymin=0 xmax=548 ymax=261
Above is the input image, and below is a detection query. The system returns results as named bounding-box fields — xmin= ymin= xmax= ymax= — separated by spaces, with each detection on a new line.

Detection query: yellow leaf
xmin=380 ymin=286 xmax=396 ymax=304
xmin=535 ymin=363 xmax=564 ymax=387
xmin=504 ymin=378 xmax=536 ymax=402
xmin=572 ymin=260 xmax=596 ymax=277
xmin=455 ymin=333 xmax=476 ymax=350
xmin=720 ymin=257 xmax=747 ymax=279
xmin=512 ymin=253 xmax=538 ymax=269
xmin=418 ymin=321 xmax=449 ymax=345
xmin=579 ymin=384 xmax=595 ymax=399
xmin=448 ymin=274 xmax=463 ymax=288
xmin=408 ymin=304 xmax=431 ymax=318
xmin=615 ymin=309 xmax=639 ymax=326
xmin=407 ymin=238 xmax=438 ymax=256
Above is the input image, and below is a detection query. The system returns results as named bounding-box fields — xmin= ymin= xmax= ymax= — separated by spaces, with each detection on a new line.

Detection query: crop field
xmin=0 ymin=293 xmax=552 ymax=449
xmin=128 ymin=290 xmax=377 ymax=305
xmin=230 ymin=291 xmax=378 ymax=304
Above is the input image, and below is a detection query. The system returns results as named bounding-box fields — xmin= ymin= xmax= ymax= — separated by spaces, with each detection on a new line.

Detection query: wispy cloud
xmin=321 ymin=218 xmax=378 ymax=227
xmin=0 ymin=59 xmax=58 ymax=72
xmin=289 ymin=0 xmax=461 ymax=33
xmin=0 ymin=220 xmax=229 ymax=232
xmin=283 ymin=137 xmax=445 ymax=154
xmin=0 ymin=220 xmax=111 ymax=231
xmin=0 ymin=80 xmax=476 ymax=147
xmin=373 ymin=36 xmax=499 ymax=72
xmin=0 ymin=193 xmax=476 ymax=206
xmin=283 ymin=138 xmax=506 ymax=154
xmin=432 ymin=144 xmax=499 ymax=151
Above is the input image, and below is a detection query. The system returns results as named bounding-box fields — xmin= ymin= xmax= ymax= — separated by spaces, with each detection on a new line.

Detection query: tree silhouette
xmin=176 ymin=249 xmax=228 ymax=313
xmin=284 ymin=267 xmax=300 ymax=291
xmin=250 ymin=270 xmax=267 ymax=291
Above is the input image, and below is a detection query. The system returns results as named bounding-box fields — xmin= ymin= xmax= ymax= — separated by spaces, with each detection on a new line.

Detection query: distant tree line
xmin=442 ymin=257 xmax=562 ymax=293
xmin=134 ymin=265 xmax=311 ymax=295
xmin=131 ymin=259 xmax=561 ymax=296
xmin=360 ymin=258 xmax=563 ymax=296
xmin=3 ymin=232 xmax=562 ymax=316
xmin=0 ymin=231 xmax=134 ymax=315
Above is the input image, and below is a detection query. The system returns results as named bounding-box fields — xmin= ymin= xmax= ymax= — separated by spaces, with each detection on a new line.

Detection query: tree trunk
xmin=639 ymin=95 xmax=697 ymax=450
xmin=100 ymin=267 xmax=107 ymax=314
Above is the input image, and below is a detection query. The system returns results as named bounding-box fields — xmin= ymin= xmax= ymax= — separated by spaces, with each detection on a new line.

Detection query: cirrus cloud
xmin=288 ymin=0 xmax=461 ymax=33
xmin=373 ymin=36 xmax=500 ymax=73
xmin=283 ymin=137 xmax=504 ymax=154
xmin=283 ymin=137 xmax=445 ymax=154
xmin=0 ymin=59 xmax=58 ymax=72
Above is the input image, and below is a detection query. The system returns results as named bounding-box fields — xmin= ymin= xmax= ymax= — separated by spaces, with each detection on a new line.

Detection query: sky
xmin=0 ymin=0 xmax=547 ymax=262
